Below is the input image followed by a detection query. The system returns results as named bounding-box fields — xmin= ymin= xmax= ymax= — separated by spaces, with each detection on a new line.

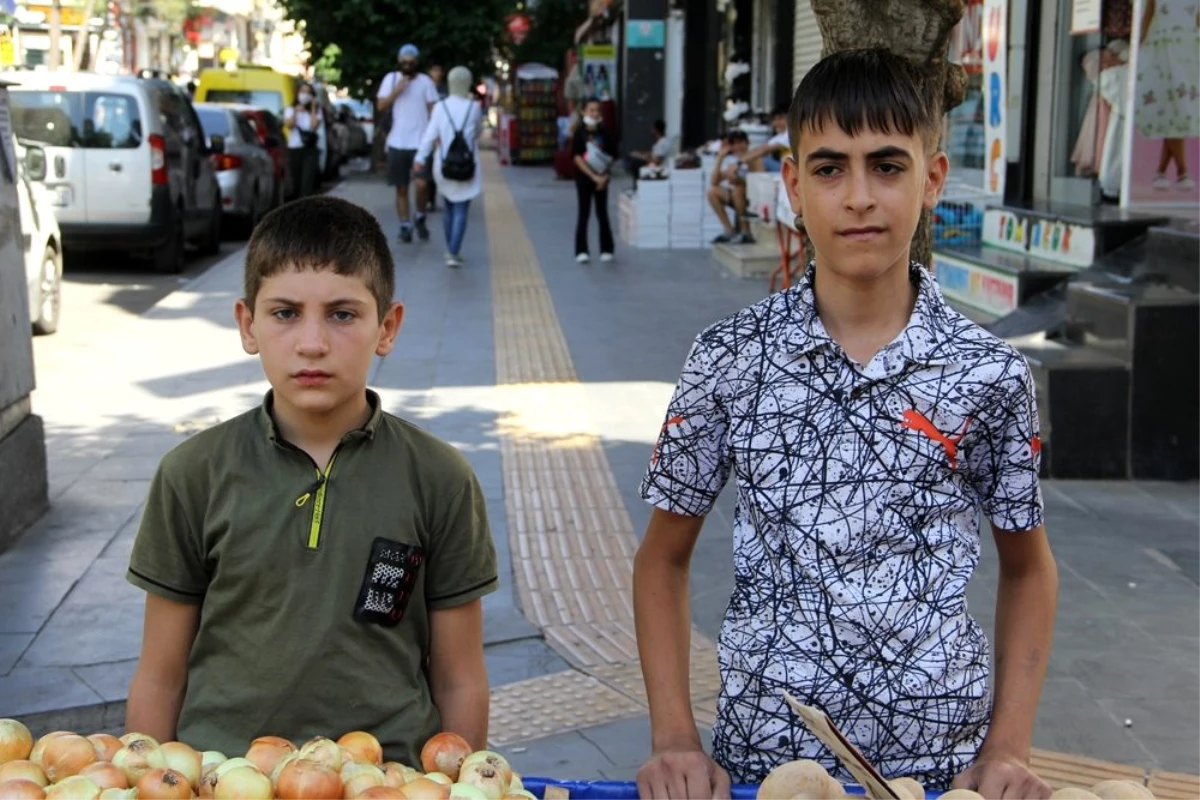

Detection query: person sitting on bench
xmin=707 ymin=131 xmax=755 ymax=244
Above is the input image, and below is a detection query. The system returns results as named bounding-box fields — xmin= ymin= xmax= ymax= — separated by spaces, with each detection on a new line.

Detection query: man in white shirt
xmin=743 ymin=105 xmax=791 ymax=172
xmin=376 ymin=43 xmax=440 ymax=243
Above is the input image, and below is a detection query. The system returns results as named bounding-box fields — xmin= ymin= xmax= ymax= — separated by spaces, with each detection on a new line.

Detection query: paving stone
xmin=0 ymin=666 xmax=103 ymax=716
xmin=73 ymin=658 xmax=138 ymax=703
xmin=0 ymin=633 xmax=33 ymax=675
xmin=19 ymin=596 xmax=145 ymax=667
xmin=83 ymin=454 xmax=168 ymax=482
xmin=0 ymin=557 xmax=94 ymax=633
xmin=486 ymin=638 xmax=572 ymax=686
xmin=1033 ymin=678 xmax=1156 ymax=769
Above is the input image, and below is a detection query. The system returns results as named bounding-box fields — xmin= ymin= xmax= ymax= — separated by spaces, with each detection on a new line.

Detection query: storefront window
xmin=945 ymin=0 xmax=986 ymax=187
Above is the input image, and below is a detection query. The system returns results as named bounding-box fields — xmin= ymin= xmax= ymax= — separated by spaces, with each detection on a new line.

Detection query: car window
xmin=11 ymin=91 xmax=84 ymax=147
xmin=204 ymin=90 xmax=284 ymax=116
xmin=236 ymin=116 xmax=259 ymax=144
xmin=195 ymin=107 xmax=231 ymax=140
xmin=79 ymin=93 xmax=142 ymax=149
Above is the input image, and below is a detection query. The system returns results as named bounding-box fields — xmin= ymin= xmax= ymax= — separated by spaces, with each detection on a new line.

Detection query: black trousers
xmin=575 ymin=176 xmax=614 ymax=256
xmin=288 ymin=148 xmax=318 ymax=199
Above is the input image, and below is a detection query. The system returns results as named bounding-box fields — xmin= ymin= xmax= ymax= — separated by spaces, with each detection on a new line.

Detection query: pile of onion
xmin=0 ymin=721 xmax=34 ymax=766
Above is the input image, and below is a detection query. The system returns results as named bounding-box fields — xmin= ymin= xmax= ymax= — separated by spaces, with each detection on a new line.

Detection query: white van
xmin=9 ymin=72 xmax=223 ymax=273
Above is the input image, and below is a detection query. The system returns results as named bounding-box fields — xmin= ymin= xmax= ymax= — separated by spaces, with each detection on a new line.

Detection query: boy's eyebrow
xmin=805 ymin=145 xmax=915 ymax=163
xmin=261 ymin=297 xmax=368 ymax=307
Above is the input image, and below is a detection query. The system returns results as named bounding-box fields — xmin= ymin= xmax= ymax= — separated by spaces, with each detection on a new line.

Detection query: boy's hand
xmin=637 ymin=747 xmax=730 ymax=799
xmin=951 ymin=753 xmax=1051 ymax=799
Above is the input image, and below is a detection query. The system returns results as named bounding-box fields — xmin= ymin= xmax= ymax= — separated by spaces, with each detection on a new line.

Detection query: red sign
xmin=506 ymin=13 xmax=532 ymax=45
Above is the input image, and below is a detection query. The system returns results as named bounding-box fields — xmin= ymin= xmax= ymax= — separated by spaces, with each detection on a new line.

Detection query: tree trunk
xmin=809 ymin=0 xmax=967 ymax=267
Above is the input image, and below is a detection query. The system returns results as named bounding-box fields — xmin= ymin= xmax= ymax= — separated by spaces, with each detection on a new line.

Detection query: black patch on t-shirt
xmin=353 ymin=537 xmax=424 ymax=627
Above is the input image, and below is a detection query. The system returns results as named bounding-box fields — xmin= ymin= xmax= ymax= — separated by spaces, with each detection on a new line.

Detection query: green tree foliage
xmin=275 ymin=0 xmax=507 ymax=100
xmin=137 ymin=0 xmax=192 ymax=28
xmin=509 ymin=0 xmax=588 ymax=70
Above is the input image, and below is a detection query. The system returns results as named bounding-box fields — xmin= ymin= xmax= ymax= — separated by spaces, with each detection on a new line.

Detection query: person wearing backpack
xmin=415 ymin=66 xmax=482 ymax=268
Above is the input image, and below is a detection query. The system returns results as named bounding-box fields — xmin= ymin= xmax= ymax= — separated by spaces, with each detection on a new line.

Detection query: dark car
xmin=232 ymin=105 xmax=290 ymax=204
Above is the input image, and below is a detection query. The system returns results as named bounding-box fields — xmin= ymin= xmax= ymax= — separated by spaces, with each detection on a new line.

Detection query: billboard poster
xmin=982 ymin=0 xmax=1008 ymax=198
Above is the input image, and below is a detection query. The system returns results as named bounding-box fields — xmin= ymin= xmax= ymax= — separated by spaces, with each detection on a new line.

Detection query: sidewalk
xmin=0 ymin=157 xmax=1196 ymax=792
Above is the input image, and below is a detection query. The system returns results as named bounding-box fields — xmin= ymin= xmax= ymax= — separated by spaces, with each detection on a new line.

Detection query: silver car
xmin=194 ymin=103 xmax=276 ymax=234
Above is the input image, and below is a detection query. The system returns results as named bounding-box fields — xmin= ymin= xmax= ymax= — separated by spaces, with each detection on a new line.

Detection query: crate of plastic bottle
xmin=521 ymin=777 xmax=886 ymax=799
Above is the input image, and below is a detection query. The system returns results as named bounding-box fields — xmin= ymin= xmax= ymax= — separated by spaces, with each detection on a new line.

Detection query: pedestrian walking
xmin=425 ymin=64 xmax=449 ymax=212
xmin=635 ymin=49 xmax=1058 ymax=798
xmin=283 ymin=81 xmax=322 ymax=199
xmin=571 ymin=98 xmax=615 ymax=264
xmin=415 ymin=66 xmax=482 ymax=269
xmin=376 ymin=43 xmax=440 ymax=243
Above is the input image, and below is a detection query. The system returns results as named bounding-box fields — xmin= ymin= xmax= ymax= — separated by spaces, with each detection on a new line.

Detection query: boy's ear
xmin=782 ymin=153 xmax=804 ymax=219
xmin=923 ymin=149 xmax=951 ymax=212
xmin=234 ymin=299 xmax=259 ymax=355
xmin=375 ymin=301 xmax=405 ymax=357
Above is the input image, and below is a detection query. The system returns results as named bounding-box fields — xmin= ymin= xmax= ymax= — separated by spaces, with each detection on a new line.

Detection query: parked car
xmin=9 ymin=71 xmax=222 ymax=273
xmin=195 ymin=64 xmax=295 ymax=118
xmin=16 ymin=142 xmax=62 ymax=335
xmin=333 ymin=100 xmax=370 ymax=156
xmin=235 ymin=106 xmax=289 ymax=205
xmin=194 ymin=103 xmax=276 ymax=233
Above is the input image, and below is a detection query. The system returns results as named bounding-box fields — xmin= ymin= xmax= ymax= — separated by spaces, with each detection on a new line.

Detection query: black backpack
xmin=441 ymin=100 xmax=476 ymax=181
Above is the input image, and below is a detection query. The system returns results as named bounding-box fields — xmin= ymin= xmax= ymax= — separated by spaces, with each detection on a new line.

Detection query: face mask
xmin=298 ymin=92 xmax=312 ymax=104
xmin=583 ymin=115 xmax=600 ymax=127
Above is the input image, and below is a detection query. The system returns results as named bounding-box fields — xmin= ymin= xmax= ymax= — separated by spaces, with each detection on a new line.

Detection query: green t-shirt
xmin=127 ymin=391 xmax=498 ymax=766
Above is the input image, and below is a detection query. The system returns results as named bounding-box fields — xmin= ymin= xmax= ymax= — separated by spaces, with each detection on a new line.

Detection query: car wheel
xmin=199 ymin=202 xmax=222 ymax=256
xmin=32 ymin=244 xmax=61 ymax=336
xmin=152 ymin=213 xmax=186 ymax=274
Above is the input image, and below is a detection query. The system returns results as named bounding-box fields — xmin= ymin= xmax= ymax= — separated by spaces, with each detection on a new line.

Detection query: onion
xmin=85 ymin=735 xmax=121 ymax=764
xmin=337 ymin=732 xmax=383 ymax=767
xmin=509 ymin=774 xmax=523 ymax=794
xmin=298 ymin=738 xmax=343 ymax=772
xmin=111 ymin=740 xmax=167 ymax=785
xmin=200 ymin=751 xmax=227 ymax=771
xmin=27 ymin=735 xmax=70 ymax=770
xmin=245 ymin=736 xmax=295 ymax=777
xmin=0 ymin=722 xmax=34 ymax=766
xmin=343 ymin=767 xmax=385 ymax=799
xmin=460 ymin=753 xmax=511 ymax=790
xmin=160 ymin=742 xmax=201 ymax=790
xmin=117 ymin=734 xmax=159 ymax=750
xmin=212 ymin=758 xmax=256 ymax=781
xmin=136 ymin=768 xmax=192 ymax=800
xmin=213 ymin=766 xmax=272 ymax=800
xmin=271 ymin=751 xmax=302 ymax=786
xmin=358 ymin=789 xmax=406 ymax=800
xmin=0 ymin=780 xmax=44 ymax=800
xmin=449 ymin=785 xmax=488 ymax=800
xmin=197 ymin=764 xmax=220 ymax=799
xmin=382 ymin=763 xmax=419 ymax=789
xmin=44 ymin=775 xmax=101 ymax=800
xmin=0 ymin=762 xmax=46 ymax=788
xmin=457 ymin=764 xmax=506 ymax=800
xmin=399 ymin=777 xmax=450 ymax=800
xmin=39 ymin=734 xmax=96 ymax=782
xmin=98 ymin=790 xmax=138 ymax=800
xmin=275 ymin=758 xmax=341 ymax=800
xmin=426 ymin=773 xmax=453 ymax=786
xmin=79 ymin=762 xmax=129 ymax=790
xmin=419 ymin=735 xmax=471 ymax=781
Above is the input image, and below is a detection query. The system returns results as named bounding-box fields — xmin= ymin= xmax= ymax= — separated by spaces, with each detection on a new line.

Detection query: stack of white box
xmin=668 ymin=168 xmax=706 ymax=249
xmin=634 ymin=179 xmax=671 ymax=249
xmin=746 ymin=172 xmax=782 ymax=224
xmin=618 ymin=189 xmax=638 ymax=246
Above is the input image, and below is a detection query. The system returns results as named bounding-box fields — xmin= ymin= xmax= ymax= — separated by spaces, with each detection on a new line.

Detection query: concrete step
xmin=712 ymin=240 xmax=779 ymax=280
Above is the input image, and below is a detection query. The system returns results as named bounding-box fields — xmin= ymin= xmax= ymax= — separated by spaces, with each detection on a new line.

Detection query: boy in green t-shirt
xmin=125 ymin=196 xmax=498 ymax=765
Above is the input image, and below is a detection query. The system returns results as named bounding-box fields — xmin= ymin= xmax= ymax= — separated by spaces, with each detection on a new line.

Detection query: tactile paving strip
xmin=587 ymin=642 xmax=723 ymax=705
xmin=1148 ymin=769 xmax=1200 ymax=800
xmin=488 ymin=669 xmax=645 ymax=747
xmin=1030 ymin=749 xmax=1147 ymax=791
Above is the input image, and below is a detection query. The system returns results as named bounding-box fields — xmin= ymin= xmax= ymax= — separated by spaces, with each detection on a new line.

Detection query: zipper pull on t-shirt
xmin=295 ymin=473 xmax=326 ymax=507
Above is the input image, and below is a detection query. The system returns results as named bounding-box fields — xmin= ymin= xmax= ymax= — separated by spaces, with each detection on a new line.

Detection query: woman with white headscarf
xmin=415 ymin=66 xmax=482 ymax=267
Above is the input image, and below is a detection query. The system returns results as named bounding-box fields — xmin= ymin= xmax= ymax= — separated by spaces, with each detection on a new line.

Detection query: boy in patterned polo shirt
xmin=124 ymin=197 xmax=498 ymax=765
xmin=634 ymin=50 xmax=1059 ymax=799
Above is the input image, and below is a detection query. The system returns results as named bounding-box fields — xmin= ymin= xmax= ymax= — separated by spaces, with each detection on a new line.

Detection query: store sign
xmin=984 ymin=208 xmax=1028 ymax=254
xmin=26 ymin=5 xmax=88 ymax=26
xmin=0 ymin=31 xmax=13 ymax=67
xmin=1070 ymin=0 xmax=1101 ymax=34
xmin=627 ymin=19 xmax=665 ymax=48
xmin=934 ymin=253 xmax=1019 ymax=317
xmin=506 ymin=13 xmax=532 ymax=45
xmin=1028 ymin=218 xmax=1095 ymax=267
xmin=982 ymin=0 xmax=1007 ymax=198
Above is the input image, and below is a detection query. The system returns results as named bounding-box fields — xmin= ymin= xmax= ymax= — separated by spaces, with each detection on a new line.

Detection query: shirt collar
xmin=259 ymin=389 xmax=384 ymax=443
xmin=775 ymin=262 xmax=961 ymax=367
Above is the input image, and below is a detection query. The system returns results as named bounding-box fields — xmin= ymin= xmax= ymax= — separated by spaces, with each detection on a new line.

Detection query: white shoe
xmin=1152 ymin=173 xmax=1171 ymax=190
xmin=576 ymin=253 xmax=590 ymax=264
xmin=1177 ymin=176 xmax=1196 ymax=190
xmin=445 ymin=254 xmax=461 ymax=268
xmin=600 ymin=252 xmax=614 ymax=263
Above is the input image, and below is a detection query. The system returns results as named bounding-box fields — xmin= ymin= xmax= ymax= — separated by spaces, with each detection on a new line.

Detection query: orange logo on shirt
xmin=651 ymin=415 xmax=685 ymax=465
xmin=901 ymin=409 xmax=973 ymax=470
xmin=1031 ymin=435 xmax=1042 ymax=457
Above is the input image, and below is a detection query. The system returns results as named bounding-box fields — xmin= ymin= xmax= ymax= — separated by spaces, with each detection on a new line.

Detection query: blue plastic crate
xmin=521 ymin=777 xmax=872 ymax=799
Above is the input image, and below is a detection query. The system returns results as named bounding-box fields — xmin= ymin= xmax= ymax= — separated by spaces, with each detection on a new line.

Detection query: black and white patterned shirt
xmin=640 ymin=264 xmax=1044 ymax=788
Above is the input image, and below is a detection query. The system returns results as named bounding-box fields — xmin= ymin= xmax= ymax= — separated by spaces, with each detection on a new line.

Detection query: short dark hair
xmin=652 ymin=119 xmax=666 ymax=134
xmin=787 ymin=48 xmax=939 ymax=154
xmin=771 ymin=104 xmax=789 ymax=117
xmin=726 ymin=130 xmax=749 ymax=144
xmin=244 ymin=196 xmax=395 ymax=322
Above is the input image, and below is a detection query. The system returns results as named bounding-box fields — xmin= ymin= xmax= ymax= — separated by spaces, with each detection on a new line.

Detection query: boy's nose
xmin=296 ymin=320 xmax=330 ymax=355
xmin=844 ymin=170 xmax=876 ymax=212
